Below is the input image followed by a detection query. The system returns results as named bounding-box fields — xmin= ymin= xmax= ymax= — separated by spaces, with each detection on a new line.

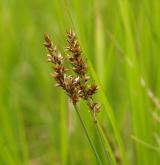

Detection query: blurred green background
xmin=0 ymin=0 xmax=160 ymax=164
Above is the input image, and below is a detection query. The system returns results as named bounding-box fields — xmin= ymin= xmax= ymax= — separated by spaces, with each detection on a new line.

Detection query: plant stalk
xmin=95 ymin=123 xmax=111 ymax=165
xmin=73 ymin=104 xmax=102 ymax=165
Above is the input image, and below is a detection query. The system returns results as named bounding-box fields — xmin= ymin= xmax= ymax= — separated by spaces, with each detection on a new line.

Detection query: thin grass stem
xmin=95 ymin=124 xmax=111 ymax=165
xmin=73 ymin=104 xmax=102 ymax=165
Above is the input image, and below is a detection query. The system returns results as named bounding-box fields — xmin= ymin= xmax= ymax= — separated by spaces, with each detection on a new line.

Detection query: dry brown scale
xmin=44 ymin=31 xmax=100 ymax=122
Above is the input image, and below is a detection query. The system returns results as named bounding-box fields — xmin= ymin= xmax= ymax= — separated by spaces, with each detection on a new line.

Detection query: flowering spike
xmin=44 ymin=31 xmax=101 ymax=122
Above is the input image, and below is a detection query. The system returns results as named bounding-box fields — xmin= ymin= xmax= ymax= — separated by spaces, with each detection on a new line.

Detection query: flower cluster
xmin=44 ymin=34 xmax=80 ymax=104
xmin=66 ymin=31 xmax=100 ymax=122
xmin=66 ymin=31 xmax=87 ymax=75
xmin=44 ymin=31 xmax=100 ymax=122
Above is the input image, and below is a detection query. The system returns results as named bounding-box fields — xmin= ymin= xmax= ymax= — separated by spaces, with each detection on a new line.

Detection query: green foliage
xmin=0 ymin=0 xmax=160 ymax=164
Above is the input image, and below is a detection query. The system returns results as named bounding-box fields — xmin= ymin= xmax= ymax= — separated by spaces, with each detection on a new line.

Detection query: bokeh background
xmin=0 ymin=0 xmax=160 ymax=164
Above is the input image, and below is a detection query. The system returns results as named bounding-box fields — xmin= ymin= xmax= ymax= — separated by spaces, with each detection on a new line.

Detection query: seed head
xmin=44 ymin=31 xmax=101 ymax=122
xmin=66 ymin=31 xmax=87 ymax=76
xmin=66 ymin=30 xmax=101 ymax=122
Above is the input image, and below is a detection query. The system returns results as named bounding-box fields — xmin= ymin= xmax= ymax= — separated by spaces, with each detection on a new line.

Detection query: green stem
xmin=73 ymin=104 xmax=102 ymax=165
xmin=95 ymin=124 xmax=111 ymax=165
xmin=97 ymin=123 xmax=117 ymax=165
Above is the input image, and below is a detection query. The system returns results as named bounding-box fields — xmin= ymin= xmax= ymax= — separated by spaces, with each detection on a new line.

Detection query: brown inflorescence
xmin=44 ymin=33 xmax=80 ymax=104
xmin=44 ymin=31 xmax=100 ymax=122
xmin=66 ymin=31 xmax=87 ymax=75
xmin=66 ymin=30 xmax=100 ymax=122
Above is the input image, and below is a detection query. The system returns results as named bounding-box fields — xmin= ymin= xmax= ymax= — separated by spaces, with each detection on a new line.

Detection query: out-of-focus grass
xmin=0 ymin=0 xmax=160 ymax=164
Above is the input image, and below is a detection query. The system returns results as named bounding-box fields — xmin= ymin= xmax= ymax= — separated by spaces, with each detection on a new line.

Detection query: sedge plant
xmin=43 ymin=30 xmax=119 ymax=164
